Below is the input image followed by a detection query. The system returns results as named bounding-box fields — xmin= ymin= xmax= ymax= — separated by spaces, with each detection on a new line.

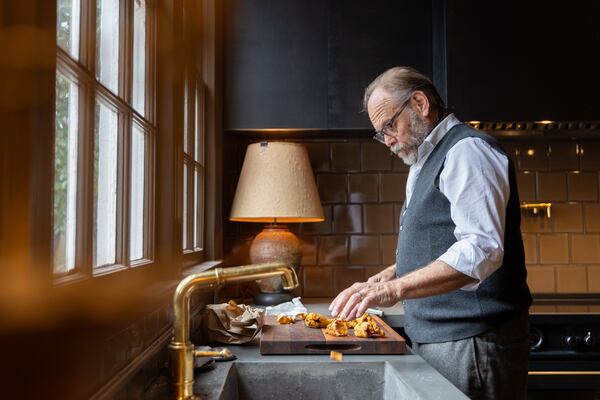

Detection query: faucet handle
xmin=193 ymin=346 xmax=234 ymax=360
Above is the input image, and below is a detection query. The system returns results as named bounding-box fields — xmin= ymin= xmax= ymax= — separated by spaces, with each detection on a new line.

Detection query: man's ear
xmin=411 ymin=91 xmax=430 ymax=118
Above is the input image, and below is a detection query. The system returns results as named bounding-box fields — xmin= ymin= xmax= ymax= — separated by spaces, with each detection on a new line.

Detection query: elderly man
xmin=329 ymin=66 xmax=532 ymax=399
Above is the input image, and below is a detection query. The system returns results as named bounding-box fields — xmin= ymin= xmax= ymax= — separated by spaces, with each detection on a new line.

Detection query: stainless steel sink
xmin=217 ymin=362 xmax=417 ymax=400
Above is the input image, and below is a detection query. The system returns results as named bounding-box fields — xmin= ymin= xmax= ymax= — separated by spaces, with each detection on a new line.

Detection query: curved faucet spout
xmin=169 ymin=262 xmax=298 ymax=399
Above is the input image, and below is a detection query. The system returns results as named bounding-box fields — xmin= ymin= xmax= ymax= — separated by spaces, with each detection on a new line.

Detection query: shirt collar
xmin=417 ymin=113 xmax=461 ymax=161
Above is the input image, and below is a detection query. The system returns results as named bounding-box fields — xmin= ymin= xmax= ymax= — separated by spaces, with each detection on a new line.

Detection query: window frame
xmin=54 ymin=0 xmax=156 ymax=282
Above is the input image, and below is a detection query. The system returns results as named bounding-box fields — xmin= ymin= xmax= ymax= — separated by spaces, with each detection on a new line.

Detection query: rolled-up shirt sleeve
xmin=436 ymin=137 xmax=510 ymax=291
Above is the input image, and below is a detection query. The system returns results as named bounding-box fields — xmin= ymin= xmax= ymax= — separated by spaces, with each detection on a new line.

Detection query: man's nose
xmin=384 ymin=134 xmax=395 ymax=147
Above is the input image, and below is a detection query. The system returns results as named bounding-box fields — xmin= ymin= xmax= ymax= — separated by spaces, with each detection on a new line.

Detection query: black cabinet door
xmin=446 ymin=0 xmax=600 ymax=122
xmin=327 ymin=0 xmax=433 ymax=129
xmin=224 ymin=0 xmax=328 ymax=129
xmin=224 ymin=0 xmax=433 ymax=130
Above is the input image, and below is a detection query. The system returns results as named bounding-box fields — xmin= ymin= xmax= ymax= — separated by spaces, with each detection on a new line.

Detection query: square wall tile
xmin=584 ymin=204 xmax=600 ymax=232
xmin=299 ymin=236 xmax=317 ymax=266
xmin=334 ymin=266 xmax=365 ymax=294
xmin=556 ymin=266 xmax=588 ymax=293
xmin=552 ymin=203 xmax=583 ymax=232
xmin=349 ymin=174 xmax=378 ymax=203
xmin=302 ymin=205 xmax=332 ymax=234
xmin=522 ymin=233 xmax=538 ymax=265
xmin=394 ymin=204 xmax=402 ymax=233
xmin=317 ymin=235 xmax=348 ymax=265
xmin=365 ymin=266 xmax=387 ymax=279
xmin=363 ymin=204 xmax=395 ymax=233
xmin=539 ymin=234 xmax=569 ymax=264
xmin=571 ymin=234 xmax=600 ymax=263
xmin=223 ymin=237 xmax=252 ymax=266
xmin=537 ymin=172 xmax=567 ymax=201
xmin=587 ymin=266 xmax=600 ymax=292
xmin=304 ymin=142 xmax=330 ymax=172
xmin=526 ymin=266 xmax=556 ymax=293
xmin=381 ymin=234 xmax=398 ymax=265
xmin=517 ymin=172 xmax=536 ymax=201
xmin=331 ymin=143 xmax=361 ymax=172
xmin=518 ymin=143 xmax=548 ymax=171
xmin=317 ymin=174 xmax=347 ymax=203
xmin=580 ymin=142 xmax=600 ymax=170
xmin=392 ymin=154 xmax=410 ymax=171
xmin=362 ymin=142 xmax=392 ymax=171
xmin=303 ymin=266 xmax=334 ymax=297
xmin=349 ymin=235 xmax=380 ymax=265
xmin=549 ymin=141 xmax=579 ymax=170
xmin=568 ymin=172 xmax=598 ymax=201
xmin=380 ymin=173 xmax=408 ymax=202
xmin=521 ymin=213 xmax=552 ymax=233
xmin=333 ymin=204 xmax=363 ymax=233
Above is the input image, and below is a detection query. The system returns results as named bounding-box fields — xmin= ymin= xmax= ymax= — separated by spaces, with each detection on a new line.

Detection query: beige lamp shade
xmin=229 ymin=141 xmax=324 ymax=223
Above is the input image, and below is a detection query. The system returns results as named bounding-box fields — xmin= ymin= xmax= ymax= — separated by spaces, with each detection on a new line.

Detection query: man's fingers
xmin=329 ymin=289 xmax=355 ymax=316
xmin=355 ymin=296 xmax=372 ymax=318
xmin=329 ymin=282 xmax=364 ymax=315
xmin=338 ymin=291 xmax=363 ymax=320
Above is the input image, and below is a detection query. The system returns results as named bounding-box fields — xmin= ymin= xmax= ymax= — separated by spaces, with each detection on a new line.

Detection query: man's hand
xmin=367 ymin=264 xmax=397 ymax=283
xmin=328 ymin=280 xmax=402 ymax=320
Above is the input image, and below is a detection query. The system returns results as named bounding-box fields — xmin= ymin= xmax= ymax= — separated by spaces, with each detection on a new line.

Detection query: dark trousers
xmin=411 ymin=310 xmax=530 ymax=400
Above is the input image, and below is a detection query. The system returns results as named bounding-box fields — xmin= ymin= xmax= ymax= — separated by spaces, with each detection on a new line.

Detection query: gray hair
xmin=363 ymin=66 xmax=446 ymax=114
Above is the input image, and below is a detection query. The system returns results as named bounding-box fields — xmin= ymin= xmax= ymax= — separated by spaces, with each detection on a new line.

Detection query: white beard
xmin=390 ymin=109 xmax=432 ymax=166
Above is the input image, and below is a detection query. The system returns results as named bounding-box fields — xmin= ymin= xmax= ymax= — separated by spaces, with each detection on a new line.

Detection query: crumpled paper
xmin=203 ymin=302 xmax=264 ymax=344
xmin=264 ymin=297 xmax=308 ymax=316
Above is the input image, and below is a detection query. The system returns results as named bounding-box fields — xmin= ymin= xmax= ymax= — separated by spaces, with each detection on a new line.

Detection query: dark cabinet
xmin=445 ymin=1 xmax=600 ymax=121
xmin=224 ymin=0 xmax=329 ymax=129
xmin=327 ymin=1 xmax=432 ymax=128
xmin=224 ymin=0 xmax=433 ymax=129
xmin=224 ymin=1 xmax=600 ymax=129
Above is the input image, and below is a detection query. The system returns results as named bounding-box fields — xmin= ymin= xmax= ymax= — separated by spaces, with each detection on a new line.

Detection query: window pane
xmin=54 ymin=73 xmax=79 ymax=274
xmin=130 ymin=124 xmax=145 ymax=261
xmin=182 ymin=162 xmax=188 ymax=250
xmin=94 ymin=100 xmax=118 ymax=267
xmin=194 ymin=167 xmax=204 ymax=250
xmin=57 ymin=0 xmax=80 ymax=59
xmin=194 ymin=82 xmax=204 ymax=164
xmin=96 ymin=0 xmax=120 ymax=93
xmin=183 ymin=78 xmax=189 ymax=155
xmin=132 ymin=0 xmax=146 ymax=115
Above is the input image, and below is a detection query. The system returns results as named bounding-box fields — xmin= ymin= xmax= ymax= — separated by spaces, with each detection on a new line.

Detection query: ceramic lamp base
xmin=250 ymin=224 xmax=301 ymax=305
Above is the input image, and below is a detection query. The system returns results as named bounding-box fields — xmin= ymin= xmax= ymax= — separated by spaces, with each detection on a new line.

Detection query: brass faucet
xmin=168 ymin=262 xmax=299 ymax=399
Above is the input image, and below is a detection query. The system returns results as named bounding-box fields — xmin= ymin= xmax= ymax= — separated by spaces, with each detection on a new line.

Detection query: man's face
xmin=367 ymin=88 xmax=432 ymax=165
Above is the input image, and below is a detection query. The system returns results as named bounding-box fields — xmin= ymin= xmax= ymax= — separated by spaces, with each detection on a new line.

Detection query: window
xmin=54 ymin=0 xmax=155 ymax=277
xmin=182 ymin=74 xmax=206 ymax=257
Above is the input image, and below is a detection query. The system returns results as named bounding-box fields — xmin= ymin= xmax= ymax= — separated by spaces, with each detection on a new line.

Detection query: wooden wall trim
xmin=89 ymin=326 xmax=172 ymax=400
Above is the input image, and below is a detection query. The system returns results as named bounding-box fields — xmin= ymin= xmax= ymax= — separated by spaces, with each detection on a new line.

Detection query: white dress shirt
xmin=404 ymin=114 xmax=509 ymax=290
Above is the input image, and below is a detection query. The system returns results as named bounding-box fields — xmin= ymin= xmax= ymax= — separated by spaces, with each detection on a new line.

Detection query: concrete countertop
xmin=147 ymin=301 xmax=467 ymax=399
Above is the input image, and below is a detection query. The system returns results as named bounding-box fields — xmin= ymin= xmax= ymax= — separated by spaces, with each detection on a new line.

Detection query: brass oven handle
xmin=528 ymin=371 xmax=600 ymax=375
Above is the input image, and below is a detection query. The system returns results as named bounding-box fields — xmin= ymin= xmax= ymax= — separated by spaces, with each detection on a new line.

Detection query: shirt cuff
xmin=437 ymin=248 xmax=482 ymax=291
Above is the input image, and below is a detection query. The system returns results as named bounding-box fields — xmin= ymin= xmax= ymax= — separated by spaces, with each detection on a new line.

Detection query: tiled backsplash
xmin=222 ymin=136 xmax=600 ymax=301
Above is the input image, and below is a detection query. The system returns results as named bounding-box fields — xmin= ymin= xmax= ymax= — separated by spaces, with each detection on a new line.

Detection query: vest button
xmin=395 ymin=249 xmax=398 ymax=255
xmin=400 ymin=225 xmax=403 ymax=231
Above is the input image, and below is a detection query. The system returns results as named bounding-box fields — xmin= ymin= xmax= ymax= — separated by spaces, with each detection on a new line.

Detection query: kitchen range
xmin=528 ymin=294 xmax=600 ymax=400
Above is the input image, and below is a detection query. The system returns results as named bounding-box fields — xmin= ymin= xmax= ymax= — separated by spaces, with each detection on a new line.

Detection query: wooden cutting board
xmin=260 ymin=315 xmax=406 ymax=355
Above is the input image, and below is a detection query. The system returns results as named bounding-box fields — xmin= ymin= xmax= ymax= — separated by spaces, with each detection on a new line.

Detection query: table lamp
xmin=229 ymin=141 xmax=324 ymax=305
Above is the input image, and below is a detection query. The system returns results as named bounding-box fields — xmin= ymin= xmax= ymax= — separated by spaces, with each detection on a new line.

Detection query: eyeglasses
xmin=372 ymin=97 xmax=411 ymax=145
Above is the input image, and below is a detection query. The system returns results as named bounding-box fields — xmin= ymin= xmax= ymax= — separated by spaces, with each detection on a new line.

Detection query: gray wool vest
xmin=396 ymin=123 xmax=531 ymax=343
